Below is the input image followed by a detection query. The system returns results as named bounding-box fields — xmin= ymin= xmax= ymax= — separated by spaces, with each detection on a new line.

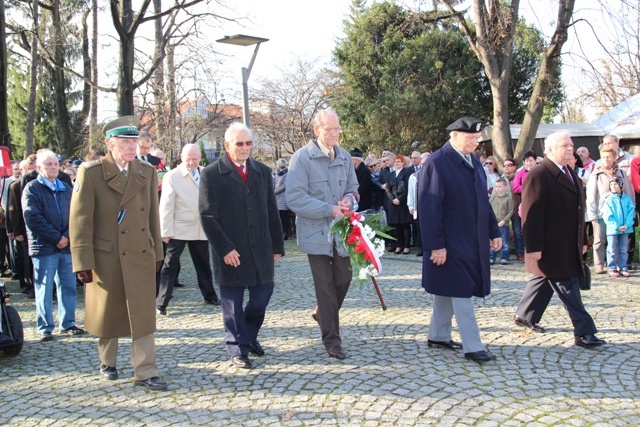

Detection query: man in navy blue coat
xmin=418 ymin=117 xmax=501 ymax=363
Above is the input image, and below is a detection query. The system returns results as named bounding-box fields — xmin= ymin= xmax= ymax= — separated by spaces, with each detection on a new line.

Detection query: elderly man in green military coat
xmin=70 ymin=116 xmax=167 ymax=390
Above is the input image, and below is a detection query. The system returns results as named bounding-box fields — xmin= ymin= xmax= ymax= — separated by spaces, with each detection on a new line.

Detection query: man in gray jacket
xmin=286 ymin=109 xmax=359 ymax=360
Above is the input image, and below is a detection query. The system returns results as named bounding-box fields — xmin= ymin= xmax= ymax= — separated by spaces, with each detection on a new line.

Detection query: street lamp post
xmin=216 ymin=34 xmax=269 ymax=128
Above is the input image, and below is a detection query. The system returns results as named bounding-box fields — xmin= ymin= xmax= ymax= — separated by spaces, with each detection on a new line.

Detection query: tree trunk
xmin=515 ymin=0 xmax=575 ymax=159
xmin=0 ymin=0 xmax=11 ymax=148
xmin=25 ymin=0 xmax=39 ymax=155
xmin=51 ymin=0 xmax=74 ymax=154
xmin=152 ymin=0 xmax=166 ymax=149
xmin=117 ymin=0 xmax=136 ymax=115
xmin=440 ymin=0 xmax=520 ymax=164
xmin=166 ymin=42 xmax=176 ymax=162
xmin=89 ymin=0 xmax=98 ymax=137
xmin=490 ymin=76 xmax=513 ymax=161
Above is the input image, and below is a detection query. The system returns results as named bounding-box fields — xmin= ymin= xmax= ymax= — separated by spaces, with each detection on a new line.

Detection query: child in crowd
xmin=602 ymin=177 xmax=635 ymax=277
xmin=489 ymin=178 xmax=513 ymax=265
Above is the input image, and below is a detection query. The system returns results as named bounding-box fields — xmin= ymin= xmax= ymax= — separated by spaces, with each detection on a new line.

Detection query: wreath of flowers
xmin=330 ymin=211 xmax=394 ymax=281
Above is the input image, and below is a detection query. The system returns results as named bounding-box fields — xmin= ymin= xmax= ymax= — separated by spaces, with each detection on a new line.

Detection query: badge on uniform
xmin=73 ymin=182 xmax=79 ymax=192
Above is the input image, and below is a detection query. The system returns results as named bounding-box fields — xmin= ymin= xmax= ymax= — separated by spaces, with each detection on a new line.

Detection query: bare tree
xmin=0 ymin=0 xmax=11 ymax=148
xmin=439 ymin=0 xmax=519 ymax=163
xmin=24 ymin=0 xmax=38 ymax=155
xmin=89 ymin=0 xmax=98 ymax=139
xmin=514 ymin=0 xmax=575 ymax=159
xmin=251 ymin=56 xmax=337 ymax=160
xmin=573 ymin=0 xmax=640 ymax=115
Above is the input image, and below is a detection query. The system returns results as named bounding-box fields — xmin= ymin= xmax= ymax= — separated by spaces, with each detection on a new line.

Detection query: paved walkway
xmin=1 ymin=241 xmax=639 ymax=426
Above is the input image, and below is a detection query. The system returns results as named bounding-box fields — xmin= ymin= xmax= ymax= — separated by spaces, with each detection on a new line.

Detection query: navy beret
xmin=446 ymin=117 xmax=484 ymax=133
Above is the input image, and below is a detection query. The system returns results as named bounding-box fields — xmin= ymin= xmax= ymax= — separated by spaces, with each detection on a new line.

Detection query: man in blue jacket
xmin=22 ymin=150 xmax=85 ymax=341
xmin=418 ymin=117 xmax=501 ymax=363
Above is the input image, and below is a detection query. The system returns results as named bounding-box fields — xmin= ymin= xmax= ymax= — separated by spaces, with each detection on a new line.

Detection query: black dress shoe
xmin=173 ymin=282 xmax=185 ymax=288
xmin=156 ymin=306 xmax=167 ymax=315
xmin=416 ymin=251 xmax=423 ymax=257
xmin=575 ymin=334 xmax=606 ymax=348
xmin=250 ymin=340 xmax=265 ymax=356
xmin=427 ymin=339 xmax=462 ymax=350
xmin=204 ymin=298 xmax=221 ymax=306
xmin=514 ymin=316 xmax=545 ymax=333
xmin=100 ymin=364 xmax=118 ymax=381
xmin=230 ymin=355 xmax=253 ymax=369
xmin=328 ymin=346 xmax=346 ymax=360
xmin=134 ymin=376 xmax=168 ymax=390
xmin=464 ymin=350 xmax=497 ymax=363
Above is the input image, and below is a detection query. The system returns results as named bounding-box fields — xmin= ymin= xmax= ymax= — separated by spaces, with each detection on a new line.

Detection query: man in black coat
xmin=514 ymin=132 xmax=605 ymax=348
xmin=350 ymin=149 xmax=372 ymax=211
xmin=199 ymin=122 xmax=284 ymax=369
xmin=136 ymin=131 xmax=161 ymax=166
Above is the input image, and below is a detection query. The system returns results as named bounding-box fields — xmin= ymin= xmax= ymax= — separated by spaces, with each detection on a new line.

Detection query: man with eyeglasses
xmin=136 ymin=131 xmax=161 ymax=167
xmin=199 ymin=122 xmax=284 ymax=369
xmin=70 ymin=116 xmax=167 ymax=390
xmin=286 ymin=109 xmax=359 ymax=360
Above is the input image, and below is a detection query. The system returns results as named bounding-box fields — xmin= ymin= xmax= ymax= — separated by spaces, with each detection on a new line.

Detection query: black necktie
xmin=562 ymin=166 xmax=573 ymax=184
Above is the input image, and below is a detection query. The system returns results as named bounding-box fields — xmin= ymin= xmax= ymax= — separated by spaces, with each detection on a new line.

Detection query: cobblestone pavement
xmin=1 ymin=240 xmax=639 ymax=426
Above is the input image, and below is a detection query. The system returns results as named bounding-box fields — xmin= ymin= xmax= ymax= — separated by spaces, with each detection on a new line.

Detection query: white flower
xmin=358 ymin=264 xmax=377 ymax=280
xmin=362 ymin=224 xmax=375 ymax=239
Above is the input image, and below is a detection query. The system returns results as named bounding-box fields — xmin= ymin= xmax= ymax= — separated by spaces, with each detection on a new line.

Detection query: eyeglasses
xmin=484 ymin=162 xmax=493 ymax=165
xmin=233 ymin=140 xmax=253 ymax=147
xmin=321 ymin=127 xmax=342 ymax=133
xmin=504 ymin=163 xmax=514 ymax=167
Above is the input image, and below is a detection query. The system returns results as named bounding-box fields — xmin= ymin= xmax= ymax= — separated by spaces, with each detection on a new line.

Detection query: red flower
xmin=355 ymin=242 xmax=366 ymax=253
xmin=350 ymin=226 xmax=361 ymax=238
xmin=346 ymin=235 xmax=358 ymax=245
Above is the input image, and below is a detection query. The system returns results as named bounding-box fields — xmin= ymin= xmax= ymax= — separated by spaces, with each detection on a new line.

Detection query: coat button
xmin=142 ymin=250 xmax=146 ymax=253
xmin=121 ymin=251 xmax=126 ymax=255
xmin=141 ymin=207 xmax=145 ymax=211
xmin=121 ymin=230 xmax=126 ymax=234
xmin=141 ymin=227 xmax=145 ymax=232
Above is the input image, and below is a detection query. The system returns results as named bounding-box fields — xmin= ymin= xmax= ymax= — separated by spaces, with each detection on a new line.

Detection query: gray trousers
xmin=428 ymin=295 xmax=485 ymax=353
xmin=592 ymin=219 xmax=607 ymax=268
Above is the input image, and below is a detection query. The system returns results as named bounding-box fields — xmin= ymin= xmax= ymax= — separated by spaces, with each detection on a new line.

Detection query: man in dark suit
xmin=419 ymin=117 xmax=501 ymax=363
xmin=350 ymin=149 xmax=372 ymax=211
xmin=199 ymin=122 xmax=284 ymax=369
xmin=136 ymin=131 xmax=161 ymax=166
xmin=514 ymin=132 xmax=605 ymax=348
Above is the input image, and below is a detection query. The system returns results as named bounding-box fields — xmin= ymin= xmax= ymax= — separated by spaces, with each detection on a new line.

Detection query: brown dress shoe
xmin=328 ymin=346 xmax=346 ymax=360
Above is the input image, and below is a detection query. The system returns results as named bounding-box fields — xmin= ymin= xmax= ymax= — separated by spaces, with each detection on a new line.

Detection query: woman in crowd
xmin=586 ymin=146 xmax=635 ymax=274
xmin=274 ymin=158 xmax=290 ymax=240
xmin=511 ymin=151 xmax=537 ymax=262
xmin=385 ymin=155 xmax=412 ymax=254
xmin=484 ymin=156 xmax=501 ymax=196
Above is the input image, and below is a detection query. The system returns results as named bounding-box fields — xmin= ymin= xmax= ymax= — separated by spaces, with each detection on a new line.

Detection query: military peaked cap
xmin=103 ymin=116 xmax=140 ymax=139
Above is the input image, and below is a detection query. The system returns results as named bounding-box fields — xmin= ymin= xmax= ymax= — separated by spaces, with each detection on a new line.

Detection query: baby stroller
xmin=0 ymin=280 xmax=23 ymax=357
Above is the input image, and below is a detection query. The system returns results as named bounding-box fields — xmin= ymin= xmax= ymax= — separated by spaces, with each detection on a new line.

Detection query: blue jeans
xmin=32 ymin=252 xmax=78 ymax=334
xmin=511 ymin=212 xmax=524 ymax=256
xmin=490 ymin=225 xmax=511 ymax=261
xmin=606 ymin=234 xmax=629 ymax=271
